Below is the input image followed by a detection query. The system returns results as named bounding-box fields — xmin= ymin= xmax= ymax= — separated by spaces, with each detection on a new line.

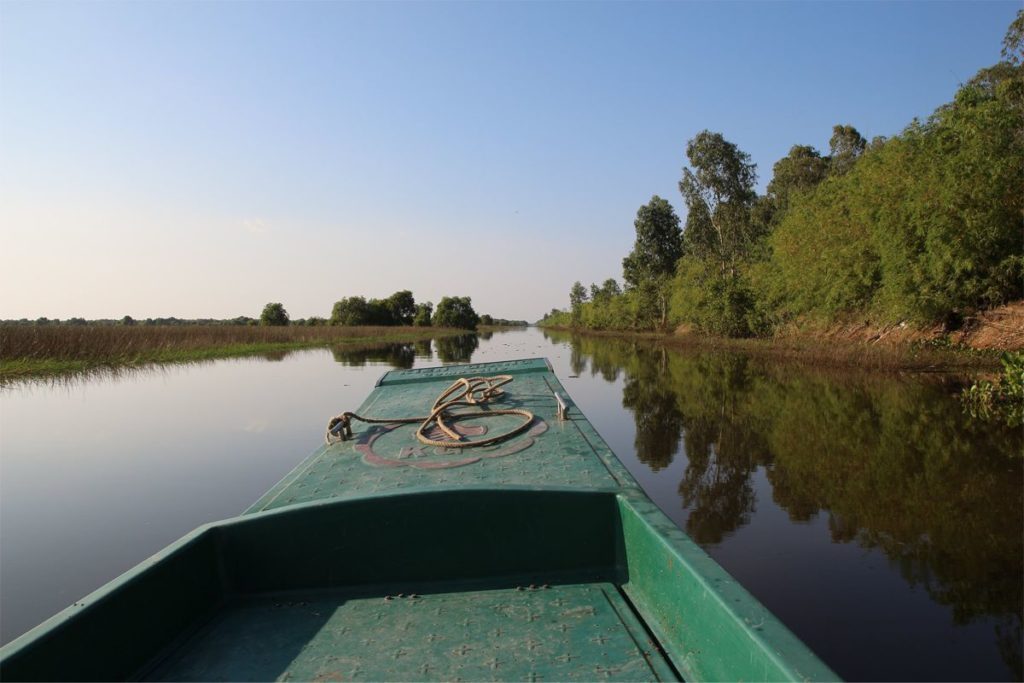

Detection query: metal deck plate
xmin=144 ymin=583 xmax=678 ymax=682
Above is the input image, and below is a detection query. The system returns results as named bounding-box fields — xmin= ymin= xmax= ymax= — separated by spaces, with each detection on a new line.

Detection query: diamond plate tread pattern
xmin=145 ymin=583 xmax=678 ymax=682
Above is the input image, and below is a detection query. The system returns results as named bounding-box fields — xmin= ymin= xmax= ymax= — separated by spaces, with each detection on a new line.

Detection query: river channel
xmin=1 ymin=327 xmax=1020 ymax=680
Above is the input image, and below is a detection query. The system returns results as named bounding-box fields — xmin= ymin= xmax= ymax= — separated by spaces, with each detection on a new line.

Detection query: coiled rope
xmin=325 ymin=375 xmax=535 ymax=449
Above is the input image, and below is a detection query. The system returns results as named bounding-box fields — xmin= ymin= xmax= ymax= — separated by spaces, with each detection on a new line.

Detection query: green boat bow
xmin=0 ymin=359 xmax=838 ymax=682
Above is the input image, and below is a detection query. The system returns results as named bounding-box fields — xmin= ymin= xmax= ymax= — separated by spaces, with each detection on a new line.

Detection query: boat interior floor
xmin=141 ymin=581 xmax=681 ymax=682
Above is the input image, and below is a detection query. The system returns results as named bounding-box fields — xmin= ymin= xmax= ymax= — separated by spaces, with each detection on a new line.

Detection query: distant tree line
xmin=542 ymin=11 xmax=1023 ymax=337
xmin=329 ymin=291 xmax=480 ymax=330
xmin=4 ymin=291 xmax=511 ymax=333
xmin=479 ymin=315 xmax=529 ymax=327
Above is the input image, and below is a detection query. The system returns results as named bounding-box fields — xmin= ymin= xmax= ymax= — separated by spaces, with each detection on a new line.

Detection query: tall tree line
xmin=546 ymin=11 xmax=1023 ymax=336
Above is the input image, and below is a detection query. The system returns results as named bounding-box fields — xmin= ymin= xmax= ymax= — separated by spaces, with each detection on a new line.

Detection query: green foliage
xmin=331 ymin=297 xmax=373 ymax=326
xmin=385 ymin=290 xmax=416 ymax=326
xmin=569 ymin=281 xmax=588 ymax=325
xmin=622 ymin=196 xmax=683 ymax=288
xmin=479 ymin=314 xmax=493 ymax=326
xmin=672 ymin=131 xmax=763 ymax=336
xmin=827 ymin=124 xmax=866 ymax=175
xmin=552 ymin=15 xmax=1022 ymax=339
xmin=537 ymin=308 xmax=572 ymax=328
xmin=331 ymin=291 xmax=420 ymax=326
xmin=670 ymin=257 xmax=765 ymax=337
xmin=1002 ymin=9 xmax=1023 ymax=64
xmin=678 ymin=131 xmax=759 ymax=268
xmin=962 ymin=352 xmax=1024 ymax=428
xmin=617 ymin=196 xmax=683 ymax=329
xmin=432 ymin=296 xmax=479 ymax=330
xmin=771 ymin=56 xmax=1023 ymax=324
xmin=762 ymin=144 xmax=829 ymax=225
xmin=487 ymin=318 xmax=529 ymax=327
xmin=260 ymin=302 xmax=290 ymax=326
xmin=413 ymin=302 xmax=434 ymax=327
xmin=769 ymin=172 xmax=881 ymax=319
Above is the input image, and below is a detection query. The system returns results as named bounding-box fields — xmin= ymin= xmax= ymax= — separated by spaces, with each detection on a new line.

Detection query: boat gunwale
xmin=0 ymin=486 xmax=840 ymax=682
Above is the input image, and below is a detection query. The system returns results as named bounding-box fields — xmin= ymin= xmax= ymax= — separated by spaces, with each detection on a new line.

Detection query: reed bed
xmin=0 ymin=325 xmax=460 ymax=378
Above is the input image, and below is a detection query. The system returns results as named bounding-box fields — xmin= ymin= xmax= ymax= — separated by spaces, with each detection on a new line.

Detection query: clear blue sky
xmin=1 ymin=1 xmax=1017 ymax=321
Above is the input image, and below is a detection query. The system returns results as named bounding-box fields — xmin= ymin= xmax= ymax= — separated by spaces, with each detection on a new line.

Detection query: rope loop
xmin=325 ymin=375 xmax=534 ymax=449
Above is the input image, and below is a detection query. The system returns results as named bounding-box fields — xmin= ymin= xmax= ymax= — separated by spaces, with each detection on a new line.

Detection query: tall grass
xmin=0 ymin=325 xmax=461 ymax=378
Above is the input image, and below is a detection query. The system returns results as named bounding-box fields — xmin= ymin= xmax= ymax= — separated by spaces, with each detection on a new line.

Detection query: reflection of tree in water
xmin=756 ymin=371 xmax=1023 ymax=676
xmin=672 ymin=354 xmax=772 ymax=544
xmin=621 ymin=347 xmax=682 ymax=471
xmin=330 ymin=343 xmax=416 ymax=368
xmin=562 ymin=333 xmax=1023 ymax=678
xmin=259 ymin=350 xmax=291 ymax=362
xmin=570 ymin=345 xmax=587 ymax=376
xmin=434 ymin=334 xmax=479 ymax=363
xmin=544 ymin=329 xmax=620 ymax=381
xmin=414 ymin=339 xmax=432 ymax=358
xmin=478 ymin=330 xmax=494 ymax=341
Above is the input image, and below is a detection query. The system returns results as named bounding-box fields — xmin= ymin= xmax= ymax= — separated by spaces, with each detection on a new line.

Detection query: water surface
xmin=1 ymin=328 xmax=1020 ymax=680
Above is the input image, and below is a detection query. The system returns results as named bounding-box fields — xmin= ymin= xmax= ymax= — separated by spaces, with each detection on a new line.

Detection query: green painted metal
xmin=0 ymin=358 xmax=840 ymax=682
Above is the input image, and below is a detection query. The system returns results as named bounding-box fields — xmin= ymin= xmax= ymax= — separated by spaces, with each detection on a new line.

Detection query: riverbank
xmin=0 ymin=325 xmax=469 ymax=380
xmin=542 ymin=301 xmax=1023 ymax=372
xmin=540 ymin=325 xmax=1007 ymax=374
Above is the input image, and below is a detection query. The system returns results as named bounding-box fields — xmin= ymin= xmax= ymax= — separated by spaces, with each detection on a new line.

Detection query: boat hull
xmin=0 ymin=359 xmax=838 ymax=681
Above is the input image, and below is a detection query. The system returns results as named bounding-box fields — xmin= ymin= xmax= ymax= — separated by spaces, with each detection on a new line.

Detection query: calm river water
xmin=1 ymin=327 xmax=1020 ymax=680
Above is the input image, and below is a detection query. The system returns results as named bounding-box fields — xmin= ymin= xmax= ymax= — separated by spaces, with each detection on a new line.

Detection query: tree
xmin=767 ymin=145 xmax=829 ymax=206
xmin=590 ymin=278 xmax=621 ymax=303
xmin=432 ymin=296 xmax=479 ymax=330
xmin=119 ymin=315 xmax=135 ymax=326
xmin=479 ymin=314 xmax=494 ymax=326
xmin=828 ymin=124 xmax=867 ymax=175
xmin=675 ymin=131 xmax=762 ymax=337
xmin=385 ymin=290 xmax=416 ymax=326
xmin=260 ymin=302 xmax=289 ymax=326
xmin=678 ymin=131 xmax=759 ymax=270
xmin=413 ymin=302 xmax=434 ymax=326
xmin=622 ymin=196 xmax=683 ymax=288
xmin=752 ymin=144 xmax=831 ymax=234
xmin=1002 ymin=9 xmax=1023 ymax=65
xmin=620 ymin=196 xmax=683 ymax=329
xmin=331 ymin=297 xmax=372 ymax=325
xmin=569 ymin=281 xmax=588 ymax=325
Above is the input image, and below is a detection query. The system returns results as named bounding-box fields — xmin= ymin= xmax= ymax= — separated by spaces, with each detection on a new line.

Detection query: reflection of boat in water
xmin=0 ymin=358 xmax=837 ymax=681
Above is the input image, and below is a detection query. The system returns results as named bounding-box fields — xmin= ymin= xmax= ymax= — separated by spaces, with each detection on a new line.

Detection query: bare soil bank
xmin=771 ymin=301 xmax=1024 ymax=352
